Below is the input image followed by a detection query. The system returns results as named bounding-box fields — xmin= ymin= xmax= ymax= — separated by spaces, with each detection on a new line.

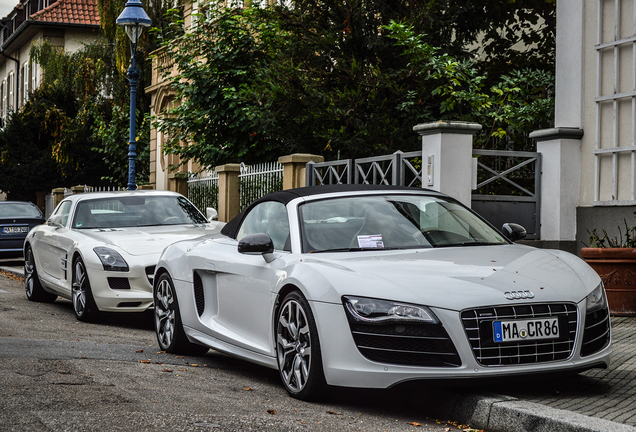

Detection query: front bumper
xmin=312 ymin=301 xmax=612 ymax=389
xmin=85 ymin=261 xmax=155 ymax=312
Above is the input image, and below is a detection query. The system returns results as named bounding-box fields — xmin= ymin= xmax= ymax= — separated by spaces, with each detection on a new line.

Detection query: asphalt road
xmin=0 ymin=270 xmax=476 ymax=432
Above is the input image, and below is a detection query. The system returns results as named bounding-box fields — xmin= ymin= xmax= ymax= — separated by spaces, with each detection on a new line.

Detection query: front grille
xmin=193 ymin=272 xmax=204 ymax=316
xmin=581 ymin=307 xmax=611 ymax=357
xmin=461 ymin=303 xmax=577 ymax=367
xmin=346 ymin=320 xmax=461 ymax=367
xmin=108 ymin=277 xmax=131 ymax=290
xmin=117 ymin=302 xmax=141 ymax=308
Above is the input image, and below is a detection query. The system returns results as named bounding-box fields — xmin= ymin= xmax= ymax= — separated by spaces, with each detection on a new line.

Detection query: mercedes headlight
xmin=93 ymin=247 xmax=129 ymax=272
xmin=586 ymin=283 xmax=608 ymax=313
xmin=343 ymin=296 xmax=438 ymax=324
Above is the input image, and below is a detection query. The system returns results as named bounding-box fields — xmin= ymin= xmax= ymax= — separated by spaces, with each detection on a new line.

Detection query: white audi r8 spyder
xmin=24 ymin=190 xmax=221 ymax=322
xmin=153 ymin=185 xmax=612 ymax=400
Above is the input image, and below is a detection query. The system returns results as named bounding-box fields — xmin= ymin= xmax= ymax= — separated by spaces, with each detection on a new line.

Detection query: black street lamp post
xmin=116 ymin=0 xmax=151 ymax=191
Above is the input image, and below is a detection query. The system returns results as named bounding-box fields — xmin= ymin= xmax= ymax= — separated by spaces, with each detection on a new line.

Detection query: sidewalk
xmin=428 ymin=316 xmax=636 ymax=432
xmin=1 ymin=264 xmax=635 ymax=432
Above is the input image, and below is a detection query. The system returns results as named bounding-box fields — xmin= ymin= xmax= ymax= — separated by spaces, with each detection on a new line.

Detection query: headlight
xmin=343 ymin=296 xmax=439 ymax=324
xmin=586 ymin=283 xmax=607 ymax=313
xmin=93 ymin=247 xmax=129 ymax=272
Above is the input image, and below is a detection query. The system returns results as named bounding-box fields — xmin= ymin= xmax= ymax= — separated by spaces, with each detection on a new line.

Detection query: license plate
xmin=493 ymin=317 xmax=559 ymax=343
xmin=1 ymin=226 xmax=28 ymax=234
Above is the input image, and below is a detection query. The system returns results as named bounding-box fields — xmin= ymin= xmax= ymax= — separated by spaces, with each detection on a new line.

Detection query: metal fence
xmin=239 ymin=162 xmax=283 ymax=210
xmin=304 ymin=148 xmax=541 ymax=239
xmin=44 ymin=193 xmax=55 ymax=218
xmin=84 ymin=185 xmax=124 ymax=193
xmin=305 ymin=151 xmax=422 ymax=187
xmin=187 ymin=171 xmax=219 ymax=214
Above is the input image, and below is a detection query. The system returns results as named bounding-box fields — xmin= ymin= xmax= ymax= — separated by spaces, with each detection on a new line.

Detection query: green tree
xmin=30 ymin=40 xmax=150 ymax=186
xmin=156 ymin=0 xmax=555 ymax=168
xmin=0 ymin=84 xmax=111 ymax=201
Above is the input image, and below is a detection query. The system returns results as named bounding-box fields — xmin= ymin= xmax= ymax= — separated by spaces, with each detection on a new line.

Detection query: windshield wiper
xmin=311 ymin=247 xmax=409 ymax=253
xmin=434 ymin=241 xmax=498 ymax=248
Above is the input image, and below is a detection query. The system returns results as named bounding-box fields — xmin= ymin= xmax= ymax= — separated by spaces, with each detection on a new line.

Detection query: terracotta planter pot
xmin=580 ymin=247 xmax=636 ymax=316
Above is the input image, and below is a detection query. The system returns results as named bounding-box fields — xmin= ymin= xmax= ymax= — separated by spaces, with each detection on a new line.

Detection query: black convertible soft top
xmin=220 ymin=184 xmax=441 ymax=239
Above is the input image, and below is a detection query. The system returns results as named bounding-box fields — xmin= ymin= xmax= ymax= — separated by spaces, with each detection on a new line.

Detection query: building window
xmin=21 ymin=62 xmax=29 ymax=106
xmin=31 ymin=62 xmax=37 ymax=91
xmin=8 ymin=71 xmax=14 ymax=112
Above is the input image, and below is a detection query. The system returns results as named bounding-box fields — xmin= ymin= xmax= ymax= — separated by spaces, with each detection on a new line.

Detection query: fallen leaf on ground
xmin=162 ymin=369 xmax=173 ymax=373
xmin=267 ymin=410 xmax=276 ymax=415
xmin=243 ymin=387 xmax=253 ymax=391
xmin=407 ymin=422 xmax=421 ymax=427
xmin=326 ymin=411 xmax=341 ymax=415
xmin=139 ymin=360 xmax=150 ymax=363
xmin=136 ymin=349 xmax=143 ymax=353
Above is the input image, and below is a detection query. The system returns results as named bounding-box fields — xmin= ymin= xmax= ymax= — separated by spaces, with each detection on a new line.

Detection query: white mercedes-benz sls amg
xmin=25 ymin=190 xmax=221 ymax=322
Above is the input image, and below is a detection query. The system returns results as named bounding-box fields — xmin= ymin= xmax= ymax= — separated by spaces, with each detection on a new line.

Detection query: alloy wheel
xmin=24 ymin=248 xmax=35 ymax=298
xmin=277 ymin=299 xmax=312 ymax=393
xmin=72 ymin=259 xmax=87 ymax=316
xmin=155 ymin=278 xmax=176 ymax=349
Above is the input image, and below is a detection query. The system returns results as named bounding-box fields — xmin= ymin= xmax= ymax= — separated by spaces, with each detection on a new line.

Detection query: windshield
xmin=72 ymin=195 xmax=207 ymax=229
xmin=299 ymin=194 xmax=507 ymax=252
xmin=0 ymin=203 xmax=42 ymax=218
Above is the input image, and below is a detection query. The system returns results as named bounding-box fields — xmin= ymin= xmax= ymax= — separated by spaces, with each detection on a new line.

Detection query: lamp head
xmin=116 ymin=0 xmax=152 ymax=44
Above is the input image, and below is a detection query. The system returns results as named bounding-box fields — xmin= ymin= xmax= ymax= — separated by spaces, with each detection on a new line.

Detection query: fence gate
xmin=471 ymin=150 xmax=541 ymax=240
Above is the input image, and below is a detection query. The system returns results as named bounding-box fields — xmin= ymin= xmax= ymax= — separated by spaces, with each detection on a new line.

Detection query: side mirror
xmin=48 ymin=214 xmax=63 ymax=227
xmin=238 ymin=233 xmax=274 ymax=255
xmin=206 ymin=207 xmax=218 ymax=222
xmin=502 ymin=223 xmax=526 ymax=242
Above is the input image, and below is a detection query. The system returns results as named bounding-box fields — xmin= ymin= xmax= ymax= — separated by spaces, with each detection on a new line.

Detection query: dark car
xmin=0 ymin=201 xmax=45 ymax=259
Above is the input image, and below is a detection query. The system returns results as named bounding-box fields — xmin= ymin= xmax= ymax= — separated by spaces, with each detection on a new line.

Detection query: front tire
xmin=24 ymin=245 xmax=57 ymax=303
xmin=154 ymin=272 xmax=209 ymax=356
xmin=72 ymin=257 xmax=99 ymax=322
xmin=276 ymin=291 xmax=327 ymax=401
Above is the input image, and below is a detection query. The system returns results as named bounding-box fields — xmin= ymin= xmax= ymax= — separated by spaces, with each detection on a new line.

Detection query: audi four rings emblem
xmin=504 ymin=290 xmax=535 ymax=300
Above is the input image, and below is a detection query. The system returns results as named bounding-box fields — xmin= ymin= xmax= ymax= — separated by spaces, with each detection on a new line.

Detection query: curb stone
xmin=0 ymin=266 xmax=24 ymax=278
xmin=431 ymin=390 xmax=636 ymax=432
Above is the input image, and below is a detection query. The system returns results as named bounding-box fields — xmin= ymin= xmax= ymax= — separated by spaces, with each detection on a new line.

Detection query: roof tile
xmin=31 ymin=0 xmax=100 ymax=26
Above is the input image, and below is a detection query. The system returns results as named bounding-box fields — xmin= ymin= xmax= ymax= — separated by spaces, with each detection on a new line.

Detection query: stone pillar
xmin=71 ymin=185 xmax=86 ymax=194
xmin=167 ymin=172 xmax=188 ymax=196
xmin=35 ymin=191 xmax=46 ymax=213
xmin=413 ymin=121 xmax=481 ymax=207
xmin=52 ymin=188 xmax=66 ymax=207
xmin=529 ymin=127 xmax=583 ymax=250
xmin=215 ymin=163 xmax=241 ymax=222
xmin=279 ymin=154 xmax=324 ymax=189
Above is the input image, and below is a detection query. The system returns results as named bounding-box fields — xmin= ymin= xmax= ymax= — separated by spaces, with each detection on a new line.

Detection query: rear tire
xmin=72 ymin=257 xmax=99 ymax=322
xmin=154 ymin=272 xmax=209 ymax=356
xmin=24 ymin=245 xmax=57 ymax=303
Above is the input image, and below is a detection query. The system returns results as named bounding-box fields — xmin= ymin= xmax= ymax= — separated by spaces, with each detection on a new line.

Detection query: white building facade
xmin=0 ymin=0 xmax=100 ymax=126
xmin=530 ymin=0 xmax=636 ymax=251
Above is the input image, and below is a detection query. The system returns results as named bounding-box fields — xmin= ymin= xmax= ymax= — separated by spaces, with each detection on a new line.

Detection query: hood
xmin=301 ymin=244 xmax=600 ymax=310
xmin=79 ymin=223 xmax=223 ymax=256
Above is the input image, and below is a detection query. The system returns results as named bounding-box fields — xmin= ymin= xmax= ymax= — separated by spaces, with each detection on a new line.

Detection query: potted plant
xmin=580 ymin=216 xmax=636 ymax=316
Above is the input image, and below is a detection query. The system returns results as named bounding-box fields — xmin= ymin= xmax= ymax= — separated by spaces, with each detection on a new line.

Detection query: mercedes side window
xmin=53 ymin=201 xmax=73 ymax=227
xmin=237 ymin=201 xmax=291 ymax=251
